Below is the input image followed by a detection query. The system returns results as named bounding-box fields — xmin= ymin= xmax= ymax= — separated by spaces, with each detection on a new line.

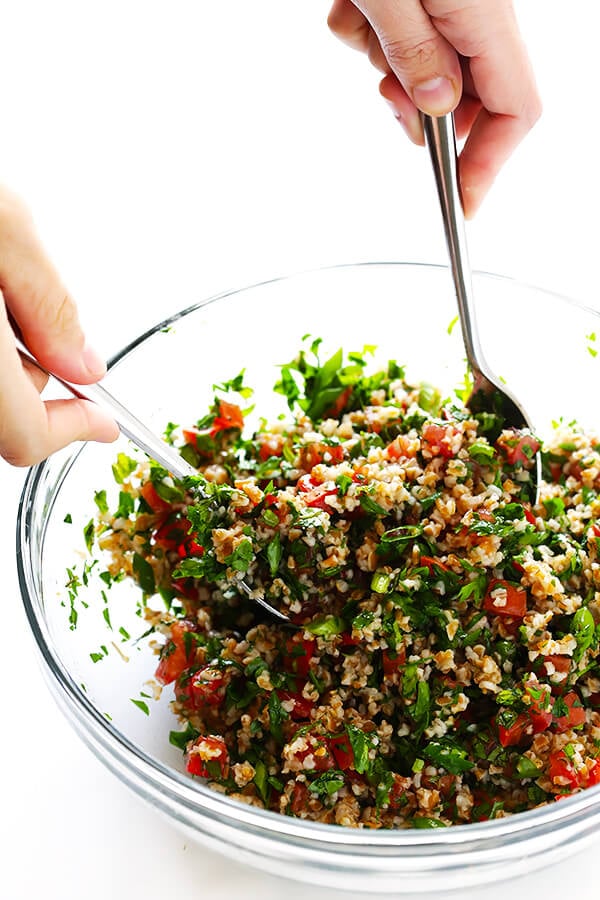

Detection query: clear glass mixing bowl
xmin=17 ymin=263 xmax=600 ymax=893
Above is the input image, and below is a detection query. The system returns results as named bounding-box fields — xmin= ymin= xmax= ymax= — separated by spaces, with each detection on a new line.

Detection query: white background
xmin=2 ymin=2 xmax=600 ymax=898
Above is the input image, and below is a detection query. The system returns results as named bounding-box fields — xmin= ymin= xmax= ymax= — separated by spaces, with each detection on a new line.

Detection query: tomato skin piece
xmin=418 ymin=555 xmax=449 ymax=575
xmin=155 ymin=620 xmax=196 ymax=685
xmin=140 ymin=481 xmax=171 ymax=515
xmin=553 ymin=691 xmax=586 ymax=733
xmin=185 ymin=735 xmax=229 ymax=778
xmin=483 ymin=579 xmax=528 ymax=619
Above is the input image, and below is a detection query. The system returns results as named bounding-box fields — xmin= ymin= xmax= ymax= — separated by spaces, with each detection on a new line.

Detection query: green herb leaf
xmin=308 ymin=770 xmax=345 ymax=799
xmin=169 ymin=722 xmax=200 ymax=750
xmin=132 ymin=552 xmax=156 ymax=595
xmin=266 ymin=533 xmax=282 ymax=577
xmin=112 ymin=452 xmax=137 ymax=484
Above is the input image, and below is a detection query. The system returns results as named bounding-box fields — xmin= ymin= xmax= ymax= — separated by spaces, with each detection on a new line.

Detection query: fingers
xmin=0 ymin=187 xmax=119 ymax=466
xmin=0 ymin=186 xmax=106 ymax=385
xmin=327 ymin=0 xmax=370 ymax=52
xmin=426 ymin=1 xmax=542 ymax=216
xmin=0 ymin=332 xmax=118 ymax=468
xmin=351 ymin=0 xmax=462 ymax=115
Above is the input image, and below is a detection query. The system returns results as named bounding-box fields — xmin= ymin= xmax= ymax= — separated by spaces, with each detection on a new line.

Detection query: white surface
xmin=2 ymin=2 xmax=600 ymax=898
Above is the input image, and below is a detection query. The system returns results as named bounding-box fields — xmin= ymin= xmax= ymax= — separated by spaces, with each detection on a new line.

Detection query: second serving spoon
xmin=15 ymin=337 xmax=293 ymax=625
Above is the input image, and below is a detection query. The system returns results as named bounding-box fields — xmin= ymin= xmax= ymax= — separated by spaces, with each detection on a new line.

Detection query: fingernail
xmin=82 ymin=341 xmax=107 ymax=378
xmin=412 ymin=76 xmax=457 ymax=115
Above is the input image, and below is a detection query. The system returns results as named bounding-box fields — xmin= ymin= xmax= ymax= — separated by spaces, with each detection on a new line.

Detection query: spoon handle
xmin=422 ymin=113 xmax=486 ymax=378
xmin=14 ymin=337 xmax=197 ymax=481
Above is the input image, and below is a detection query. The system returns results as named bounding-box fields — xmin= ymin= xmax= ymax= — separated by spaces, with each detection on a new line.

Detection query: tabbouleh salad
xmin=88 ymin=339 xmax=600 ymax=828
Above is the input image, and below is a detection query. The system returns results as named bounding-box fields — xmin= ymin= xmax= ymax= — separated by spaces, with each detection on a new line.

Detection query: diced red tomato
xmin=542 ymin=655 xmax=571 ymax=676
xmin=182 ymin=427 xmax=206 ymax=446
xmin=497 ymin=681 xmax=553 ymax=746
xmin=498 ymin=712 xmax=529 ymax=748
xmin=386 ymin=435 xmax=417 ymax=460
xmin=422 ymin=423 xmax=458 ymax=459
xmin=548 ymin=750 xmax=579 ymax=791
xmin=483 ymin=579 xmax=528 ymax=619
xmin=593 ymin=524 xmax=600 ymax=538
xmin=388 ymin=774 xmax=412 ymax=809
xmin=382 ymin=647 xmax=406 ymax=677
xmin=281 ymin=637 xmax=316 ymax=679
xmin=586 ymin=760 xmax=600 ymax=786
xmin=553 ymin=691 xmax=586 ymax=733
xmin=330 ymin=733 xmax=354 ymax=770
xmin=339 ymin=631 xmax=361 ymax=648
xmin=140 ymin=481 xmax=171 ymax=515
xmin=323 ymin=386 xmax=353 ymax=419
xmin=289 ymin=730 xmax=335 ymax=772
xmin=276 ymin=689 xmax=315 ymax=721
xmin=182 ymin=665 xmax=227 ymax=709
xmin=154 ymin=516 xmax=192 ymax=551
xmin=171 ymin=577 xmax=198 ymax=601
xmin=418 ymin=555 xmax=449 ymax=574
xmin=524 ymin=683 xmax=553 ymax=734
xmin=209 ymin=400 xmax=244 ymax=437
xmin=296 ymin=474 xmax=338 ymax=511
xmin=289 ymin=781 xmax=310 ymax=815
xmin=185 ymin=735 xmax=229 ymax=779
xmin=523 ymin=506 xmax=537 ymax=526
xmin=496 ymin=432 xmax=540 ymax=467
xmin=155 ymin=620 xmax=196 ymax=685
xmin=258 ymin=434 xmax=284 ymax=461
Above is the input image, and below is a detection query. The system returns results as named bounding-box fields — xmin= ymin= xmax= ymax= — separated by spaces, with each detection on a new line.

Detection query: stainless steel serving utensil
xmin=423 ymin=112 xmax=540 ymax=502
xmin=15 ymin=337 xmax=293 ymax=625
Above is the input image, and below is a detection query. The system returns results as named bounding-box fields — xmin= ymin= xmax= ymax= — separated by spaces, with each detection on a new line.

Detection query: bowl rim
xmin=17 ymin=260 xmax=600 ymax=850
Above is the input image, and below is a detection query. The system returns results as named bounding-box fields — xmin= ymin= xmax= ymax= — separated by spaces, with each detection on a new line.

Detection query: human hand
xmin=0 ymin=186 xmax=119 ymax=466
xmin=328 ymin=0 xmax=541 ymax=217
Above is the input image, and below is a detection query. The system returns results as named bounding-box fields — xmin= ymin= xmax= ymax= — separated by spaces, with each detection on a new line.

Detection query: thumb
xmin=356 ymin=0 xmax=462 ymax=115
xmin=0 ymin=188 xmax=106 ymax=385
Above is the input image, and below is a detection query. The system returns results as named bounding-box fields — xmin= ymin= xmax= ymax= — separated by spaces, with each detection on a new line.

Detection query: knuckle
xmin=31 ymin=288 xmax=82 ymax=339
xmin=382 ymin=34 xmax=440 ymax=75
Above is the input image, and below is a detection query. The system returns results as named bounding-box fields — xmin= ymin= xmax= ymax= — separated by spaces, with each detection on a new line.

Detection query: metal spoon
xmin=422 ymin=113 xmax=540 ymax=501
xmin=14 ymin=337 xmax=292 ymax=625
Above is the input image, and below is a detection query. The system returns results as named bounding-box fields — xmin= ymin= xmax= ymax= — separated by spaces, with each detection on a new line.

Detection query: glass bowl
xmin=17 ymin=263 xmax=600 ymax=893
